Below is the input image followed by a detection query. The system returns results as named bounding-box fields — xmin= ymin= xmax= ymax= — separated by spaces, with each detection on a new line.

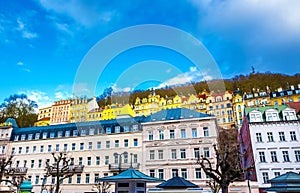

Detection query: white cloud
xmin=19 ymin=90 xmax=52 ymax=109
xmin=17 ymin=61 xmax=24 ymax=66
xmin=112 ymin=84 xmax=132 ymax=93
xmin=189 ymin=66 xmax=197 ymax=72
xmin=16 ymin=18 xmax=38 ymax=39
xmin=22 ymin=68 xmax=31 ymax=73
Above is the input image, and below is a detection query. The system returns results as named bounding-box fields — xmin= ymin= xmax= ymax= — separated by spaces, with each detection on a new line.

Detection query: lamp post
xmin=113 ymin=152 xmax=128 ymax=174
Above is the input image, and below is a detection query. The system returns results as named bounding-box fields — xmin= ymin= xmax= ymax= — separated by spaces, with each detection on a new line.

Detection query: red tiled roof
xmin=286 ymin=102 xmax=300 ymax=114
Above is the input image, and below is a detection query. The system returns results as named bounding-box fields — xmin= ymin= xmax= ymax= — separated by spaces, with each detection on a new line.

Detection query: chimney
xmin=291 ymin=85 xmax=295 ymax=90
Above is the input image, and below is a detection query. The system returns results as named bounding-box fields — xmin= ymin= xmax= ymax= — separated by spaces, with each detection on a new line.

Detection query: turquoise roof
xmin=19 ymin=180 xmax=33 ymax=190
xmin=266 ymin=172 xmax=300 ymax=192
xmin=156 ymin=176 xmax=199 ymax=189
xmin=98 ymin=168 xmax=163 ymax=182
xmin=269 ymin=171 xmax=300 ymax=183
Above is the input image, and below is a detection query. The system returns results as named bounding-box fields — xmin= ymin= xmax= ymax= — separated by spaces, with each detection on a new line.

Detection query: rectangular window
xmin=97 ymin=141 xmax=101 ymax=149
xmin=31 ymin=160 xmax=34 ymax=168
xmin=35 ymin=133 xmax=40 ymax=139
xmin=290 ymin=131 xmax=297 ymax=141
xmin=105 ymin=141 xmax=110 ymax=148
xmin=171 ymin=149 xmax=177 ymax=159
xmin=89 ymin=129 xmax=95 ymax=135
xmin=38 ymin=159 xmax=42 ymax=168
xmin=106 ymin=127 xmax=111 ymax=134
xmin=256 ymin=133 xmax=262 ymax=142
xmin=12 ymin=147 xmax=15 ymax=154
xmin=279 ymin=132 xmax=286 ymax=141
xmin=115 ymin=126 xmax=120 ymax=133
xmin=72 ymin=143 xmax=76 ymax=151
xmin=195 ymin=168 xmax=201 ymax=179
xmin=18 ymin=147 xmax=22 ymax=154
xmin=50 ymin=132 xmax=55 ymax=138
xmin=158 ymin=150 xmax=163 ymax=159
xmin=158 ymin=169 xmax=164 ymax=180
xmin=65 ymin=130 xmax=70 ymax=137
xmin=181 ymin=129 xmax=186 ymax=138
xmin=105 ymin=156 xmax=109 ymax=165
xmin=57 ymin=131 xmax=63 ymax=138
xmin=132 ymin=125 xmax=139 ymax=131
xmin=262 ymin=172 xmax=269 ymax=183
xmin=295 ymin=150 xmax=300 ymax=162
xmin=28 ymin=134 xmax=33 ymax=140
xmin=35 ymin=175 xmax=39 ymax=184
xmin=267 ymin=132 xmax=274 ymax=142
xmin=26 ymin=146 xmax=29 ymax=154
xmin=55 ymin=144 xmax=59 ymax=152
xmin=94 ymin=173 xmax=99 ymax=183
xmin=68 ymin=176 xmax=72 ymax=184
xmin=150 ymin=170 xmax=155 ymax=178
xmin=271 ymin=151 xmax=278 ymax=162
xmin=259 ymin=152 xmax=266 ymax=162
xmin=48 ymin=145 xmax=52 ymax=152
xmin=81 ymin=129 xmax=86 ymax=136
xmin=73 ymin=130 xmax=78 ymax=136
xmin=124 ymin=126 xmax=129 ymax=132
xmin=172 ymin=169 xmax=178 ymax=177
xmin=283 ymin=151 xmax=290 ymax=162
xmin=43 ymin=132 xmax=47 ymax=139
xmin=148 ymin=131 xmax=153 ymax=141
xmin=181 ymin=168 xmax=187 ymax=179
xmin=204 ymin=147 xmax=210 ymax=158
xmin=79 ymin=157 xmax=83 ymax=166
xmin=85 ymin=174 xmax=90 ymax=184
xmin=88 ymin=142 xmax=93 ymax=150
xmin=203 ymin=127 xmax=209 ymax=137
xmin=133 ymin=139 xmax=138 ymax=147
xmin=124 ymin=153 xmax=128 ymax=163
xmin=124 ymin=139 xmax=128 ymax=147
xmin=77 ymin=174 xmax=81 ymax=184
xmin=170 ymin=130 xmax=175 ymax=139
xmin=150 ymin=150 xmax=155 ymax=160
xmin=115 ymin=140 xmax=119 ymax=148
xmin=180 ymin=149 xmax=186 ymax=159
xmin=274 ymin=172 xmax=280 ymax=177
xmin=96 ymin=156 xmax=100 ymax=165
xmin=133 ymin=154 xmax=138 ymax=163
xmin=87 ymin=157 xmax=91 ymax=166
xmin=194 ymin=148 xmax=200 ymax=158
xmin=40 ymin=145 xmax=44 ymax=153
xmin=80 ymin=143 xmax=84 ymax=150
xmin=64 ymin=144 xmax=68 ymax=151
xmin=192 ymin=128 xmax=197 ymax=138
xmin=159 ymin=130 xmax=164 ymax=140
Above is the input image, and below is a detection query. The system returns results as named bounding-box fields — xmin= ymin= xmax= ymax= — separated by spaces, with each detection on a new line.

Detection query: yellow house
xmin=232 ymin=92 xmax=245 ymax=127
xmin=35 ymin=106 xmax=52 ymax=126
xmin=134 ymin=92 xmax=160 ymax=116
xmin=70 ymin=97 xmax=99 ymax=123
xmin=101 ymin=104 xmax=135 ymax=120
xmin=269 ymin=86 xmax=300 ymax=106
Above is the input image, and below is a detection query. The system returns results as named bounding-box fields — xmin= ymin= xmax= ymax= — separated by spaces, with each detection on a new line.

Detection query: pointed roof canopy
xmin=98 ymin=168 xmax=163 ymax=182
xmin=156 ymin=176 xmax=199 ymax=189
xmin=266 ymin=171 xmax=300 ymax=192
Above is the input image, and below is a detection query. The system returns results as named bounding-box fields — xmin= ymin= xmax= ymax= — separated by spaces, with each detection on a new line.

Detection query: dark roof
xmin=98 ymin=168 xmax=162 ymax=182
xmin=156 ymin=176 xmax=199 ymax=189
xmin=144 ymin=108 xmax=211 ymax=122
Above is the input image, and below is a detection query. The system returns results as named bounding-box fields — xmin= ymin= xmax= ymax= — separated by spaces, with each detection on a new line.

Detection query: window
xmin=57 ymin=131 xmax=63 ymax=138
xmin=133 ymin=125 xmax=139 ymax=131
xmin=85 ymin=174 xmax=90 ymax=184
xmin=170 ymin=130 xmax=175 ymax=139
xmin=14 ymin=135 xmax=19 ymax=141
xmin=79 ymin=157 xmax=83 ymax=165
xmin=35 ymin=133 xmax=40 ymax=139
xmin=290 ymin=131 xmax=297 ymax=141
xmin=26 ymin=146 xmax=29 ymax=154
xmin=21 ymin=134 xmax=26 ymax=140
xmin=68 ymin=176 xmax=72 ymax=184
xmin=18 ymin=147 xmax=22 ymax=154
xmin=35 ymin=175 xmax=39 ymax=184
xmin=204 ymin=148 xmax=210 ymax=158
xmin=274 ymin=172 xmax=280 ymax=177
xmin=96 ymin=156 xmax=100 ymax=165
xmin=38 ymin=159 xmax=42 ymax=168
xmin=195 ymin=168 xmax=201 ymax=179
xmin=150 ymin=150 xmax=155 ymax=160
xmin=133 ymin=139 xmax=138 ymax=147
xmin=28 ymin=134 xmax=33 ymax=140
xmin=279 ymin=132 xmax=286 ymax=141
xmin=203 ymin=127 xmax=209 ymax=137
xmin=40 ymin=145 xmax=44 ymax=153
xmin=262 ymin=172 xmax=269 ymax=183
xmin=158 ymin=150 xmax=163 ymax=159
xmin=105 ymin=156 xmax=109 ymax=165
xmin=23 ymin=160 xmax=27 ymax=167
xmin=50 ymin=132 xmax=55 ymax=138
xmin=271 ymin=151 xmax=278 ymax=162
xmin=192 ymin=128 xmax=197 ymax=138
xmin=148 ymin=131 xmax=153 ymax=141
xmin=12 ymin=147 xmax=15 ymax=154
xmin=115 ymin=126 xmax=120 ymax=133
xmin=42 ymin=132 xmax=47 ymax=139
xmin=181 ymin=129 xmax=186 ymax=138
xmin=115 ymin=140 xmax=119 ymax=148
xmin=158 ymin=169 xmax=164 ymax=179
xmin=81 ymin=129 xmax=86 ymax=136
xmin=106 ymin=127 xmax=111 ymax=134
xmin=72 ymin=143 xmax=76 ymax=151
xmin=282 ymin=151 xmax=290 ymax=162
xmin=295 ymin=150 xmax=300 ymax=162
xmin=97 ymin=141 xmax=101 ymax=149
xmin=64 ymin=144 xmax=68 ymax=151
xmin=48 ymin=145 xmax=52 ymax=152
xmin=181 ymin=168 xmax=187 ymax=179
xmin=55 ymin=144 xmax=59 ymax=152
xmin=80 ymin=143 xmax=84 ymax=150
xmin=256 ymin=133 xmax=262 ymax=142
xmin=171 ymin=149 xmax=177 ymax=159
xmin=94 ymin=173 xmax=99 ymax=183
xmin=159 ymin=130 xmax=164 ymax=140
xmin=133 ymin=154 xmax=138 ymax=163
xmin=194 ymin=148 xmax=200 ymax=158
xmin=31 ymin=160 xmax=34 ymax=168
xmin=124 ymin=126 xmax=129 ymax=132
xmin=259 ymin=152 xmax=266 ymax=162
xmin=150 ymin=170 xmax=155 ymax=178
xmin=73 ymin=130 xmax=78 ymax=136
xmin=124 ymin=139 xmax=128 ymax=147
xmin=124 ymin=153 xmax=128 ymax=163
xmin=89 ymin=129 xmax=95 ymax=135
xmin=180 ymin=149 xmax=186 ymax=159
xmin=77 ymin=174 xmax=81 ymax=184
xmin=87 ymin=157 xmax=91 ymax=166
xmin=88 ymin=142 xmax=93 ymax=150
xmin=172 ymin=169 xmax=178 ymax=177
xmin=267 ymin=132 xmax=274 ymax=142
xmin=65 ymin=130 xmax=70 ymax=137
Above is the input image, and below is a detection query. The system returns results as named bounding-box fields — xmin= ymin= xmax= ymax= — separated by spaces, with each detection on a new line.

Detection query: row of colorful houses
xmin=36 ymin=84 xmax=300 ymax=130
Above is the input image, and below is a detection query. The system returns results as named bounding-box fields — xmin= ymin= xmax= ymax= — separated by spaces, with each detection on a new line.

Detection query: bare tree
xmin=92 ymin=181 xmax=112 ymax=193
xmin=198 ymin=128 xmax=243 ymax=193
xmin=45 ymin=152 xmax=82 ymax=193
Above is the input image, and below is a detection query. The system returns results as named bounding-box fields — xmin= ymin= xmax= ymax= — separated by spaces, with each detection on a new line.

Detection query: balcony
xmin=47 ymin=165 xmax=84 ymax=175
xmin=108 ymin=163 xmax=140 ymax=172
xmin=7 ymin=167 xmax=28 ymax=175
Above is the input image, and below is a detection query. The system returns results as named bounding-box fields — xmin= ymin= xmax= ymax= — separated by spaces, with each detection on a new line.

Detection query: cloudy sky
xmin=0 ymin=0 xmax=300 ymax=107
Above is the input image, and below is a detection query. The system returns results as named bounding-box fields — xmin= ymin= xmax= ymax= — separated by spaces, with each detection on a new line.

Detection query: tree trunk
xmin=221 ymin=185 xmax=229 ymax=193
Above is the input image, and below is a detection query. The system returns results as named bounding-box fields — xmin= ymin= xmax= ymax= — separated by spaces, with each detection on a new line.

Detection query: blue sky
xmin=0 ymin=0 xmax=300 ymax=108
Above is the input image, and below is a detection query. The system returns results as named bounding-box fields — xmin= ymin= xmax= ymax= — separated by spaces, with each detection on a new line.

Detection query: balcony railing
xmin=47 ymin=165 xmax=84 ymax=175
xmin=7 ymin=167 xmax=28 ymax=175
xmin=108 ymin=163 xmax=140 ymax=172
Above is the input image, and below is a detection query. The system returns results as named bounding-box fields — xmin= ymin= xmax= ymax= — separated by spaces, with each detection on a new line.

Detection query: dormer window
xmin=249 ymin=110 xmax=262 ymax=122
xmin=282 ymin=108 xmax=297 ymax=121
xmin=265 ymin=109 xmax=279 ymax=122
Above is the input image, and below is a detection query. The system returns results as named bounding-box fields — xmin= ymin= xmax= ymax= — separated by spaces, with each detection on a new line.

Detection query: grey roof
xmin=98 ymin=168 xmax=163 ymax=182
xmin=156 ymin=176 xmax=199 ymax=189
xmin=144 ymin=108 xmax=211 ymax=122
